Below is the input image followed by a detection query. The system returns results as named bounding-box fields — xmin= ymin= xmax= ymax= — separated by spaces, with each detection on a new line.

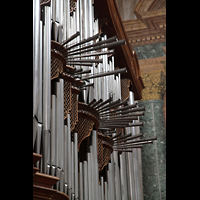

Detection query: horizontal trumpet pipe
xmin=67 ymin=49 xmax=114 ymax=59
xmin=100 ymin=103 xmax=138 ymax=116
xmin=88 ymin=98 xmax=96 ymax=106
xmin=114 ymin=133 xmax=144 ymax=143
xmin=91 ymin=99 xmax=103 ymax=108
xmin=98 ymin=99 xmax=128 ymax=113
xmin=79 ymin=83 xmax=94 ymax=88
xmin=100 ymin=106 xmax=145 ymax=117
xmin=97 ymin=99 xmax=120 ymax=112
xmin=67 ymin=59 xmax=103 ymax=63
xmin=80 ymin=68 xmax=127 ymax=81
xmin=66 ymin=62 xmax=93 ymax=66
xmin=61 ymin=31 xmax=80 ymax=46
xmin=98 ymin=122 xmax=144 ymax=128
xmin=113 ymin=145 xmax=143 ymax=149
xmin=73 ymin=69 xmax=91 ymax=75
xmin=94 ymin=97 xmax=113 ymax=110
xmin=61 ymin=33 xmax=100 ymax=52
xmin=67 ymin=35 xmax=117 ymax=54
xmin=114 ymin=136 xmax=157 ymax=146
xmin=101 ymin=112 xmax=144 ymax=120
xmin=113 ymin=133 xmax=132 ymax=141
xmin=113 ymin=141 xmax=153 ymax=148
xmin=113 ymin=149 xmax=133 ymax=152
xmin=67 ymin=39 xmax=126 ymax=56
xmin=111 ymin=132 xmax=122 ymax=139
xmin=69 ymin=68 xmax=83 ymax=75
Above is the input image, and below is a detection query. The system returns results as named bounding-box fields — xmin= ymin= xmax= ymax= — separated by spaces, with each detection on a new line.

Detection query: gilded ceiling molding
xmin=123 ymin=0 xmax=166 ymax=47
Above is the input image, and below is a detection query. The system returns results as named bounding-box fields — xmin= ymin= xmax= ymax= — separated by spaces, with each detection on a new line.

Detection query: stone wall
xmin=138 ymin=100 xmax=166 ymax=200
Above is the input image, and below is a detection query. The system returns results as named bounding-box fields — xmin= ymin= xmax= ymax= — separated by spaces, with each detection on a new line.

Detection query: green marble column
xmin=138 ymin=99 xmax=166 ymax=200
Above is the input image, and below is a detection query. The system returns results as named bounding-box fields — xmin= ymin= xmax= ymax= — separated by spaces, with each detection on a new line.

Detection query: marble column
xmin=138 ymin=99 xmax=166 ymax=200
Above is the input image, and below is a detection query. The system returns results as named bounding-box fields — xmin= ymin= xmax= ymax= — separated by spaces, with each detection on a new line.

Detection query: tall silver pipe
xmin=101 ymin=176 xmax=104 ymax=200
xmin=55 ymin=0 xmax=60 ymax=23
xmin=33 ymin=117 xmax=37 ymax=149
xmin=66 ymin=0 xmax=70 ymax=40
xmin=87 ymin=152 xmax=92 ymax=200
xmin=71 ymin=141 xmax=75 ymax=195
xmin=113 ymin=145 xmax=122 ymax=200
xmin=88 ymin=0 xmax=94 ymax=102
xmin=83 ymin=0 xmax=88 ymax=40
xmin=60 ymin=79 xmax=64 ymax=171
xmin=103 ymin=35 xmax=109 ymax=101
xmin=83 ymin=160 xmax=88 ymax=200
xmin=107 ymin=170 xmax=110 ymax=200
xmin=64 ymin=125 xmax=68 ymax=191
xmin=67 ymin=114 xmax=72 ymax=196
xmin=92 ymin=130 xmax=99 ymax=199
xmin=74 ymin=133 xmax=79 ymax=199
xmin=90 ymin=146 xmax=95 ymax=200
xmin=119 ymin=153 xmax=128 ymax=200
xmin=79 ymin=162 xmax=84 ymax=200
xmin=105 ymin=181 xmax=108 ymax=200
xmin=63 ymin=0 xmax=67 ymax=41
xmin=33 ymin=0 xmax=40 ymax=118
xmin=35 ymin=123 xmax=42 ymax=168
xmin=42 ymin=5 xmax=51 ymax=131
xmin=38 ymin=20 xmax=43 ymax=123
xmin=56 ymin=81 xmax=61 ymax=170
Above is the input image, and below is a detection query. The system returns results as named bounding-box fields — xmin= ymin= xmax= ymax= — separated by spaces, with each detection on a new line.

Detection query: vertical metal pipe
xmin=120 ymin=153 xmax=128 ymax=200
xmin=83 ymin=0 xmax=88 ymax=39
xmin=90 ymin=146 xmax=94 ymax=200
xmin=56 ymin=81 xmax=61 ymax=170
xmin=60 ymin=170 xmax=64 ymax=192
xmin=33 ymin=0 xmax=40 ymax=118
xmin=92 ymin=130 xmax=99 ymax=199
xmin=38 ymin=20 xmax=43 ymax=123
xmin=101 ymin=177 xmax=104 ymax=200
xmin=107 ymin=170 xmax=111 ymax=200
xmin=71 ymin=141 xmax=75 ymax=195
xmin=63 ymin=0 xmax=67 ymax=41
xmin=103 ymin=35 xmax=109 ymax=100
xmin=79 ymin=162 xmax=84 ymax=200
xmin=79 ymin=0 xmax=83 ymax=41
xmin=60 ymin=79 xmax=64 ymax=171
xmin=88 ymin=0 xmax=94 ymax=102
xmin=33 ymin=117 xmax=37 ymax=149
xmin=83 ymin=160 xmax=88 ymax=200
xmin=112 ymin=133 xmax=122 ymax=200
xmin=99 ymin=184 xmax=102 ymax=200
xmin=67 ymin=114 xmax=72 ymax=196
xmin=105 ymin=181 xmax=108 ymax=200
xmin=43 ymin=5 xmax=51 ymax=131
xmin=66 ymin=0 xmax=70 ymax=40
xmin=47 ymin=131 xmax=51 ymax=175
xmin=64 ymin=125 xmax=68 ymax=192
xmin=36 ymin=123 xmax=42 ymax=168
xmin=87 ymin=152 xmax=92 ymax=200
xmin=110 ymin=154 xmax=116 ymax=200
xmin=74 ymin=133 xmax=79 ymax=199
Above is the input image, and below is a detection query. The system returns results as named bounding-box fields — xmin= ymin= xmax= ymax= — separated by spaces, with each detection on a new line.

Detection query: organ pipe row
xmin=33 ymin=0 xmax=155 ymax=200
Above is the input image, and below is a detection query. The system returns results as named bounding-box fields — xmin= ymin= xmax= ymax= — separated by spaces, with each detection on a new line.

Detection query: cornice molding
xmin=123 ymin=0 xmax=166 ymax=47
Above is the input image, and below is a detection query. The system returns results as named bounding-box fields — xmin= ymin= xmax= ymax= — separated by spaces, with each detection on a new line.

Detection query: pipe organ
xmin=33 ymin=0 xmax=155 ymax=199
